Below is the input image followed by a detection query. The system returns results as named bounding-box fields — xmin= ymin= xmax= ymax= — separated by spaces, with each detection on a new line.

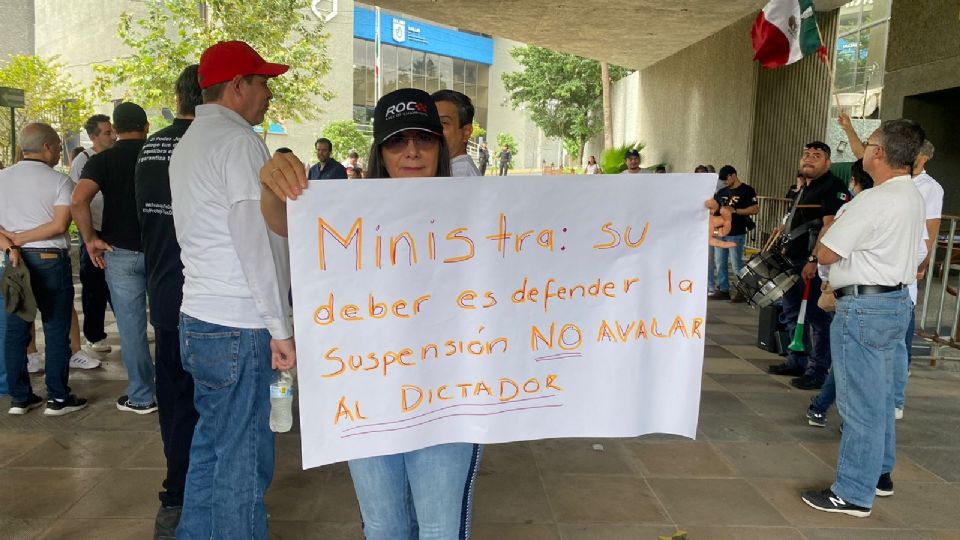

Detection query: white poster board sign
xmin=287 ymin=174 xmax=715 ymax=468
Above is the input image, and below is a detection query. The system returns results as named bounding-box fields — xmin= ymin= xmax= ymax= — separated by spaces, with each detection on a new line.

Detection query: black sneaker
xmin=806 ymin=405 xmax=827 ymax=428
xmin=791 ymin=374 xmax=824 ymax=390
xmin=708 ymin=290 xmax=731 ymax=300
xmin=8 ymin=394 xmax=44 ymax=415
xmin=801 ymin=488 xmax=871 ymax=517
xmin=768 ymin=363 xmax=805 ymax=377
xmin=876 ymin=473 xmax=894 ymax=497
xmin=116 ymin=395 xmax=158 ymax=414
xmin=155 ymin=504 xmax=182 ymax=540
xmin=44 ymin=395 xmax=88 ymax=416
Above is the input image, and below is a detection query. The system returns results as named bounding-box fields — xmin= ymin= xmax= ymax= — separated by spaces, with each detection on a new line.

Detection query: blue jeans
xmin=779 ymin=268 xmax=832 ymax=381
xmin=713 ymin=234 xmax=745 ymax=293
xmin=177 ymin=314 xmax=275 ymax=540
xmin=893 ymin=306 xmax=915 ymax=409
xmin=3 ymin=250 xmax=73 ymax=401
xmin=349 ymin=443 xmax=483 ymax=540
xmin=831 ymin=288 xmax=911 ymax=508
xmin=103 ymin=248 xmax=155 ymax=406
xmin=810 ymin=370 xmax=836 ymax=414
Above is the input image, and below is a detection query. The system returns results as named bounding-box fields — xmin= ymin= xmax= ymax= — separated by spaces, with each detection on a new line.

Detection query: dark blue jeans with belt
xmin=778 ymin=260 xmax=833 ymax=382
xmin=3 ymin=249 xmax=73 ymax=401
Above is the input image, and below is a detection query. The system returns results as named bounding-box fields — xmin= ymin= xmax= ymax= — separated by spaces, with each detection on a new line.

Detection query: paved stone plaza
xmin=2 ymin=281 xmax=959 ymax=540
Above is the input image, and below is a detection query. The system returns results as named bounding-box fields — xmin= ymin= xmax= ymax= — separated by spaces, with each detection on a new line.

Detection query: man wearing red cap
xmin=168 ymin=41 xmax=295 ymax=539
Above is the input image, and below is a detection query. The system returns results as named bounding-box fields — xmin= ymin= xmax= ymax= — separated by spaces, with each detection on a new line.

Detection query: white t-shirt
xmin=0 ymin=160 xmax=73 ymax=249
xmin=821 ymin=175 xmax=925 ymax=290
xmin=451 ymin=154 xmax=480 ymax=177
xmin=69 ymin=148 xmax=105 ymax=231
xmin=169 ymin=104 xmax=291 ymax=338
xmin=914 ymin=171 xmax=944 ymax=220
xmin=620 ymin=169 xmax=643 ymax=174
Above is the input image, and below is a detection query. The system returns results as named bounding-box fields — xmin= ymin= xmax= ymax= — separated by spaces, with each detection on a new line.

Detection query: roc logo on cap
xmin=386 ymin=101 xmax=428 ymax=120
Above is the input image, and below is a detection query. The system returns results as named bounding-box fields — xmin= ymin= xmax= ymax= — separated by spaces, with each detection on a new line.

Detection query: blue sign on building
xmin=354 ymin=6 xmax=494 ymax=65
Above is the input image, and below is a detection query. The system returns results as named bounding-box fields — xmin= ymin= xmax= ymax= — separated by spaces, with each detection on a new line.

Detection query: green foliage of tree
xmin=600 ymin=142 xmax=644 ymax=174
xmin=322 ymin=120 xmax=371 ymax=162
xmin=93 ymin=0 xmax=334 ymax=137
xmin=471 ymin=121 xmax=486 ymax=142
xmin=0 ymin=55 xmax=92 ymax=159
xmin=495 ymin=132 xmax=517 ymax=168
xmin=501 ymin=46 xmax=630 ymax=165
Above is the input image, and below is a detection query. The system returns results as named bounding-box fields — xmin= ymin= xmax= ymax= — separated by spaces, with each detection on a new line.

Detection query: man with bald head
xmin=0 ymin=123 xmax=88 ymax=416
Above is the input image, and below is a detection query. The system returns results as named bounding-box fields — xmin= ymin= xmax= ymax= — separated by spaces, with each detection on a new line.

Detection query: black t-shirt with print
xmin=784 ymin=171 xmax=851 ymax=260
xmin=134 ymin=119 xmax=191 ymax=329
xmin=80 ymin=139 xmax=146 ymax=251
xmin=714 ymin=183 xmax=758 ymax=236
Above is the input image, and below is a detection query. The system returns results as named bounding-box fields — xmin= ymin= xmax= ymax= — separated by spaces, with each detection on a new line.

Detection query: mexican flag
xmin=751 ymin=0 xmax=828 ymax=69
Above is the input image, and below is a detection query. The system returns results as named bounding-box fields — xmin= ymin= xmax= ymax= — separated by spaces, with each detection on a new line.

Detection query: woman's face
xmin=380 ymin=129 xmax=441 ymax=178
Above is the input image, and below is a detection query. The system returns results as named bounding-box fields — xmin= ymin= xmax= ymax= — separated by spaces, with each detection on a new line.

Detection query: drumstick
xmin=762 ymin=229 xmax=782 ymax=253
xmin=788 ymin=278 xmax=812 ymax=352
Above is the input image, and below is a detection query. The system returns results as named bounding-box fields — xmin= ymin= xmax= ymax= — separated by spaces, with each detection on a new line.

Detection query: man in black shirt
xmin=710 ymin=165 xmax=759 ymax=302
xmin=72 ymin=102 xmax=157 ymax=413
xmin=769 ymin=141 xmax=851 ymax=390
xmin=134 ymin=65 xmax=201 ymax=539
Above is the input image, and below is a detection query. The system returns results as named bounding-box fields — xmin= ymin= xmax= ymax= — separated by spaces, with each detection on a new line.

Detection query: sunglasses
xmin=382 ymin=132 xmax=439 ymax=151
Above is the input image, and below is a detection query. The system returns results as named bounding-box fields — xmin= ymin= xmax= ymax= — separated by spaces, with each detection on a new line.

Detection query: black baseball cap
xmin=718 ymin=165 xmax=737 ymax=180
xmin=624 ymin=149 xmax=640 ymax=159
xmin=373 ymin=88 xmax=443 ymax=145
xmin=113 ymin=102 xmax=148 ymax=132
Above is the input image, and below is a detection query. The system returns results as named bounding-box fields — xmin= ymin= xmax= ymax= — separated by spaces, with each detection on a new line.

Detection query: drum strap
xmin=781 ymin=187 xmax=822 ymax=252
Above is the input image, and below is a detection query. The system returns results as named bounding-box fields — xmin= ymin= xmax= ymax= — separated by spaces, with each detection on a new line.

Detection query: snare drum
xmin=734 ymin=251 xmax=799 ymax=308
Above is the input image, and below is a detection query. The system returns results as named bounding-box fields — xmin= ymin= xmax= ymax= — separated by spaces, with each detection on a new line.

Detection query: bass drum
xmin=734 ymin=251 xmax=799 ymax=309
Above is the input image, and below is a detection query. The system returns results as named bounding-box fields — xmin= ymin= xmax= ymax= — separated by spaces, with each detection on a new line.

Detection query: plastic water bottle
xmin=270 ymin=369 xmax=295 ymax=433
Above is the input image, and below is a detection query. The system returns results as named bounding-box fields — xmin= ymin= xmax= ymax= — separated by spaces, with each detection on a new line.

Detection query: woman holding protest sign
xmin=259 ymin=88 xmax=482 ymax=539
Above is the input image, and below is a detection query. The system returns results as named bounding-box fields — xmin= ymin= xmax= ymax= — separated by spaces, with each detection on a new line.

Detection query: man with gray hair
xmin=802 ymin=119 xmax=926 ymax=517
xmin=0 ymin=123 xmax=88 ymax=416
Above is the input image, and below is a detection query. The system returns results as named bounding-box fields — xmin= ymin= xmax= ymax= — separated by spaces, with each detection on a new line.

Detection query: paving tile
xmin=877 ymin=482 xmax=960 ymax=529
xmin=623 ymin=440 xmax=735 ymax=478
xmin=64 ymin=469 xmax=165 ymax=518
xmin=900 ymin=448 xmax=960 ymax=482
xmin=710 ymin=374 xmax=793 ymax=394
xmin=897 ymin=420 xmax=960 ymax=448
xmin=750 ymin=478 xmax=905 ymax=528
xmin=680 ymin=525 xmax=807 ymax=539
xmin=710 ymin=332 xmax=761 ymax=346
xmin=530 ymin=438 xmax=634 ymax=475
xmin=119 ymin=436 xmax=166 ymax=469
xmin=268 ymin=521 xmax=363 ymax=540
xmin=37 ymin=518 xmax=154 ymax=540
xmin=0 ymin=517 xmax=52 ymax=540
xmin=713 ymin=442 xmax=835 ymax=481
xmin=703 ymin=356 xmax=764 ymax=374
xmin=733 ymin=390 xmax=813 ymax=420
xmin=647 ymin=478 xmax=787 ymax=527
xmin=703 ymin=323 xmax=755 ymax=336
xmin=699 ymin=390 xmax=753 ymax=416
xmin=473 ymin=523 xmax=561 ymax=539
xmin=0 ymin=432 xmax=51 ymax=467
xmin=9 ymin=431 xmax=148 ymax=469
xmin=720 ymin=345 xmax=785 ymax=361
xmin=264 ymin=467 xmax=331 ymax=522
xmin=307 ymin=462 xmax=362 ymax=523
xmin=0 ymin=468 xmax=106 ymax=518
xmin=473 ymin=469 xmax=553 ymax=523
xmin=799 ymin=528 xmax=924 ymax=539
xmin=698 ymin=411 xmax=794 ymax=443
xmin=542 ymin=474 xmax=669 ymax=524
xmin=479 ymin=441 xmax=539 ymax=476
xmin=915 ymin=529 xmax=960 ymax=539
xmin=557 ymin=523 xmax=678 ymax=540
xmin=704 ymin=345 xmax=738 ymax=359
xmin=701 ymin=373 xmax=727 ymax=392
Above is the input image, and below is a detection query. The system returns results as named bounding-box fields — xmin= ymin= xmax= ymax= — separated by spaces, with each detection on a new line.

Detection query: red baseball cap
xmin=198 ymin=41 xmax=289 ymax=89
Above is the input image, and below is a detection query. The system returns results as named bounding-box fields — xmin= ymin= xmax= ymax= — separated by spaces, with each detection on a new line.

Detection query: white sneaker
xmin=27 ymin=352 xmax=44 ymax=373
xmin=84 ymin=339 xmax=112 ymax=354
xmin=69 ymin=350 xmax=102 ymax=370
xmin=895 ymin=407 xmax=904 ymax=420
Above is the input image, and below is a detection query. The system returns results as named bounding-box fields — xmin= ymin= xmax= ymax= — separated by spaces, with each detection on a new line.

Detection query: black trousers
xmin=78 ymin=234 xmax=111 ymax=343
xmin=155 ymin=326 xmax=198 ymax=507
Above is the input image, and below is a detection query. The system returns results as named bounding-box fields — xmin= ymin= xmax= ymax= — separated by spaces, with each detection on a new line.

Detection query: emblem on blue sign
xmin=393 ymin=19 xmax=406 ymax=42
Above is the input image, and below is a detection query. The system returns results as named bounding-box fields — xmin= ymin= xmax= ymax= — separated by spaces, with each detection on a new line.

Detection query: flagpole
xmin=816 ymin=24 xmax=842 ymax=113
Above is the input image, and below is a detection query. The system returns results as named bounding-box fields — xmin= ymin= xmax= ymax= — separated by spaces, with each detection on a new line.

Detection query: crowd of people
xmin=0 ymin=36 xmax=942 ymax=537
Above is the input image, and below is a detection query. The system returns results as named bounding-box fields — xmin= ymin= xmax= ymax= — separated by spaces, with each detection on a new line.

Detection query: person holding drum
xmin=767 ymin=142 xmax=851 ymax=391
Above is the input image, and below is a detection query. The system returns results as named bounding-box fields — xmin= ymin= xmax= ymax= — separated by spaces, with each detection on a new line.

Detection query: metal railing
xmin=745 ymin=196 xmax=792 ymax=254
xmin=915 ymin=214 xmax=960 ymax=364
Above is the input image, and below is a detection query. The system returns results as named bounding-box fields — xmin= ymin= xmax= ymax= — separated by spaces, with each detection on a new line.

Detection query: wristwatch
xmin=807 ymin=254 xmax=818 ymax=263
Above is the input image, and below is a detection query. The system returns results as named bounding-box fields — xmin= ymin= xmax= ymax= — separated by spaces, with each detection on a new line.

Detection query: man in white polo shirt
xmin=0 ymin=123 xmax=88 ymax=416
xmin=168 ymin=41 xmax=295 ymax=538
xmin=801 ymin=119 xmax=926 ymax=518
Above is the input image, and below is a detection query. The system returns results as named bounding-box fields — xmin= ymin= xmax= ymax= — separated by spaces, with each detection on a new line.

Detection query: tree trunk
xmin=600 ymin=62 xmax=613 ymax=149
